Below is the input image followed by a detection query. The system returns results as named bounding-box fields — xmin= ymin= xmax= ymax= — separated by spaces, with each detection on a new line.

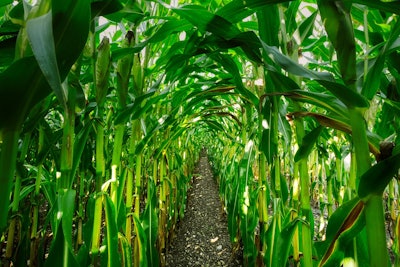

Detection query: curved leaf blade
xmin=358 ymin=151 xmax=400 ymax=199
xmin=104 ymin=194 xmax=121 ymax=267
xmin=294 ymin=126 xmax=323 ymax=162
xmin=27 ymin=11 xmax=66 ymax=108
xmin=317 ymin=198 xmax=365 ymax=267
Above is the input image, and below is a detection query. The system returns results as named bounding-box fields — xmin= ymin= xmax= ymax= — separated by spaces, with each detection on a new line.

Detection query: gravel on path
xmin=166 ymin=151 xmax=243 ymax=267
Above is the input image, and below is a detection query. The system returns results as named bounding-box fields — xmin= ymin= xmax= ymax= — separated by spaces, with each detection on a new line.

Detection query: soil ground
xmin=166 ymin=151 xmax=243 ymax=267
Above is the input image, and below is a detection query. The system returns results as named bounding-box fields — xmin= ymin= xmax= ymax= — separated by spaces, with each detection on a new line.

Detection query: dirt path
xmin=166 ymin=152 xmax=243 ymax=267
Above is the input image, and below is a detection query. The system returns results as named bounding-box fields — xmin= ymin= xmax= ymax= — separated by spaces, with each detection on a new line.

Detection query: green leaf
xmin=118 ymin=233 xmax=133 ymax=267
xmin=114 ymin=90 xmax=156 ymax=124
xmin=76 ymin=244 xmax=90 ymax=267
xmin=318 ymin=0 xmax=356 ymax=87
xmin=0 ymin=37 xmax=16 ymax=67
xmin=316 ymin=80 xmax=369 ymax=108
xmin=140 ymin=179 xmax=159 ymax=267
xmin=261 ymin=42 xmax=334 ymax=82
xmin=264 ymin=210 xmax=282 ymax=266
xmin=276 ymin=89 xmax=347 ymax=117
xmin=353 ymin=0 xmax=400 ymax=14
xmin=27 ymin=10 xmax=66 ymax=109
xmin=216 ymin=0 xmax=291 ymax=23
xmin=272 ymin=217 xmax=303 ymax=267
xmin=91 ymin=0 xmax=123 ymax=18
xmin=60 ymin=189 xmax=76 ymax=249
xmin=135 ymin=115 xmax=174 ymax=155
xmin=294 ymin=126 xmax=323 ymax=162
xmin=230 ymin=31 xmax=263 ymax=63
xmin=0 ymin=56 xmax=50 ymax=130
xmin=52 ymin=0 xmax=90 ymax=80
xmin=358 ymin=151 xmax=400 ymax=199
xmin=0 ymin=0 xmax=90 ymax=131
xmin=133 ymin=215 xmax=149 ymax=267
xmin=105 ymin=1 xmax=144 ymax=24
xmin=104 ymin=194 xmax=121 ymax=267
xmin=362 ymin=19 xmax=400 ymax=99
xmin=173 ymin=5 xmax=241 ymax=39
xmin=44 ymin=222 xmax=79 ymax=267
xmin=148 ymin=19 xmax=192 ymax=44
xmin=43 ymin=189 xmax=78 ymax=267
xmin=316 ymin=198 xmax=365 ymax=267
xmin=260 ymin=128 xmax=277 ymax=163
xmin=209 ymin=52 xmax=259 ymax=106
xmin=287 ymin=111 xmax=381 ymax=157
xmin=111 ymin=47 xmax=143 ymax=61
xmin=154 ymin=127 xmax=186 ymax=159
xmin=298 ymin=11 xmax=317 ymax=43
xmin=0 ymin=0 xmax=12 ymax=7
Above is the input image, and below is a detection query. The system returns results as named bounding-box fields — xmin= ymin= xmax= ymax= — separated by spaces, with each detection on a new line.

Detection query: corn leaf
xmin=0 ymin=0 xmax=90 ymax=130
xmin=104 ymin=194 xmax=121 ymax=267
xmin=209 ymin=52 xmax=259 ymax=106
xmin=0 ymin=37 xmax=16 ymax=67
xmin=0 ymin=0 xmax=12 ymax=7
xmin=317 ymin=80 xmax=369 ymax=108
xmin=118 ymin=233 xmax=133 ymax=267
xmin=45 ymin=190 xmax=77 ymax=267
xmin=318 ymin=0 xmax=356 ymax=87
xmin=288 ymin=111 xmax=381 ymax=157
xmin=114 ymin=89 xmax=157 ymax=124
xmin=52 ymin=0 xmax=90 ymax=80
xmin=90 ymin=0 xmax=123 ymax=18
xmin=273 ymin=89 xmax=348 ymax=118
xmin=264 ymin=211 xmax=281 ymax=266
xmin=148 ymin=19 xmax=193 ymax=43
xmin=172 ymin=5 xmax=241 ymax=39
xmin=298 ymin=11 xmax=318 ymax=43
xmin=272 ymin=217 xmax=303 ymax=267
xmin=294 ymin=126 xmax=323 ymax=162
xmin=105 ymin=1 xmax=144 ymax=24
xmin=27 ymin=10 xmax=65 ymax=109
xmin=0 ymin=57 xmax=49 ymax=130
xmin=140 ymin=179 xmax=159 ymax=267
xmin=60 ymin=189 xmax=76 ymax=250
xmin=133 ymin=214 xmax=149 ymax=267
xmin=353 ymin=0 xmax=400 ymax=14
xmin=316 ymin=198 xmax=365 ymax=267
xmin=44 ymin=222 xmax=79 ymax=267
xmin=358 ymin=151 xmax=400 ymax=199
xmin=76 ymin=244 xmax=90 ymax=267
xmin=362 ymin=19 xmax=400 ymax=99
xmin=261 ymin=42 xmax=334 ymax=82
xmin=216 ymin=0 xmax=291 ymax=23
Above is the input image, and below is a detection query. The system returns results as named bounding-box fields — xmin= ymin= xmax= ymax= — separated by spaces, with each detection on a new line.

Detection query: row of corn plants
xmin=1 ymin=0 xmax=400 ymax=266
xmin=0 ymin=0 xmax=205 ymax=266
xmin=160 ymin=0 xmax=400 ymax=266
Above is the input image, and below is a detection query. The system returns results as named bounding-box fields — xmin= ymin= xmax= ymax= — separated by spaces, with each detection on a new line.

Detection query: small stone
xmin=210 ymin=237 xmax=219 ymax=243
xmin=216 ymin=245 xmax=222 ymax=250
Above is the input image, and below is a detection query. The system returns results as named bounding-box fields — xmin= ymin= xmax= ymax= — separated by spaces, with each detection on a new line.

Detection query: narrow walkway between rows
xmin=166 ymin=151 xmax=243 ymax=267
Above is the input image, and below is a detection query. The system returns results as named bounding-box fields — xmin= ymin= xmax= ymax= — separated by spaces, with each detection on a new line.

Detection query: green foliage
xmin=140 ymin=179 xmax=159 ymax=267
xmin=358 ymin=151 xmax=400 ymax=199
xmin=1 ymin=0 xmax=400 ymax=266
xmin=104 ymin=194 xmax=121 ymax=267
xmin=315 ymin=198 xmax=365 ymax=266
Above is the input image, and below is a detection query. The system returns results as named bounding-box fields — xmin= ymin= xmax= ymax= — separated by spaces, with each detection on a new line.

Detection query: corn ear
xmin=317 ymin=0 xmax=356 ymax=88
xmin=117 ymin=31 xmax=134 ymax=108
xmin=95 ymin=36 xmax=111 ymax=105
